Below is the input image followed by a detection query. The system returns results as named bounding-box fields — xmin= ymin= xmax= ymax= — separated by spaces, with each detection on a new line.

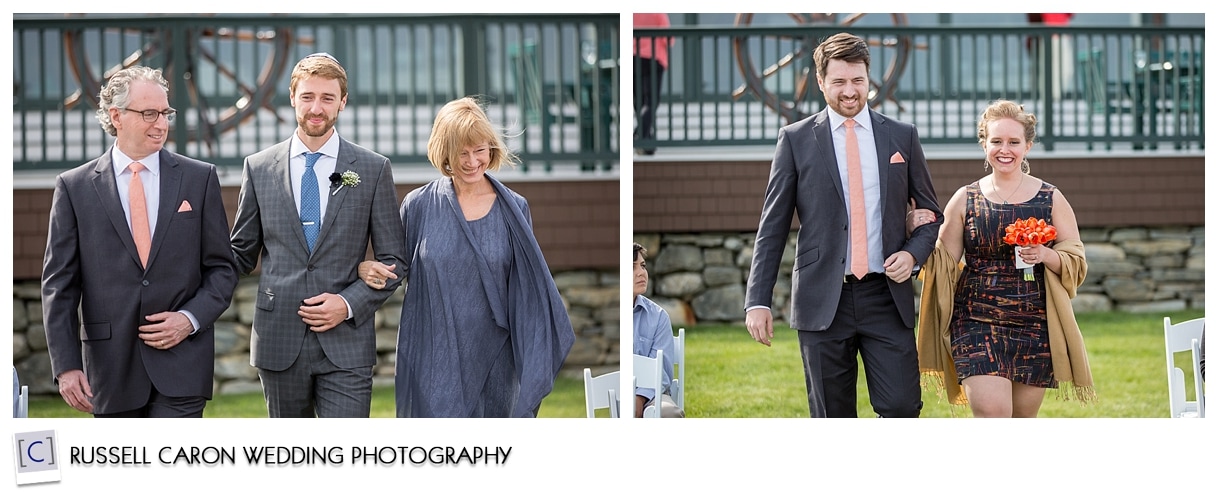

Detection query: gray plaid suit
xmin=230 ymin=137 xmax=406 ymax=417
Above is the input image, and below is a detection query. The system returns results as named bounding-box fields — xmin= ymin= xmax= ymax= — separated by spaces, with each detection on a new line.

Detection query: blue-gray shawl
xmin=397 ymin=174 xmax=574 ymax=417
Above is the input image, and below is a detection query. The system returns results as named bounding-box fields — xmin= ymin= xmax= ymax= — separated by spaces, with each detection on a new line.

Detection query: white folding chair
xmin=15 ymin=367 xmax=29 ymax=419
xmin=634 ymin=350 xmax=664 ymax=418
xmin=17 ymin=385 xmax=29 ymax=418
xmin=671 ymin=328 xmax=685 ymax=409
xmin=1164 ymin=316 xmax=1204 ymax=418
xmin=1192 ymin=337 xmax=1205 ymax=418
xmin=583 ymin=368 xmax=620 ymax=418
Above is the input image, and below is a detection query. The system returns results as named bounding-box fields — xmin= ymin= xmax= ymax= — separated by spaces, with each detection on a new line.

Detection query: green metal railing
xmin=14 ymin=14 xmax=619 ymax=171
xmin=633 ymin=25 xmax=1203 ymax=151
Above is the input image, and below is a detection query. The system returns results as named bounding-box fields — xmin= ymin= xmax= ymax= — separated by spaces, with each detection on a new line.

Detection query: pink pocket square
xmin=890 ymin=152 xmax=905 ymax=164
xmin=177 ymin=200 xmax=193 ymax=212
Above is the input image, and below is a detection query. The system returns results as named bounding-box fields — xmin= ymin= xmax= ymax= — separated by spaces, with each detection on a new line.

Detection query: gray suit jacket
xmin=42 ymin=148 xmax=238 ymax=414
xmin=230 ymin=137 xmax=407 ymax=371
xmin=745 ymin=108 xmax=942 ymax=331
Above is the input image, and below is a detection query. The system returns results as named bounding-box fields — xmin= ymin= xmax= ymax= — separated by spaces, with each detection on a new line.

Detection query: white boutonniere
xmin=329 ymin=170 xmax=361 ymax=196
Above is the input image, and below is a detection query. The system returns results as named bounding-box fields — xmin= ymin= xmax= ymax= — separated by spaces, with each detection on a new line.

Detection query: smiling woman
xmin=917 ymin=99 xmax=1094 ymax=418
xmin=356 ymin=97 xmax=575 ymax=418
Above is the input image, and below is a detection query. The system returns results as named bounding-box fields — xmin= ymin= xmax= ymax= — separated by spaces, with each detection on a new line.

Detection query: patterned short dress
xmin=949 ymin=179 xmax=1057 ymax=388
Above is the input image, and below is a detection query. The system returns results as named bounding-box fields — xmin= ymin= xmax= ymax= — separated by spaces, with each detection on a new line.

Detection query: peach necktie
xmin=844 ymin=119 xmax=869 ymax=278
xmin=128 ymin=162 xmax=151 ymax=268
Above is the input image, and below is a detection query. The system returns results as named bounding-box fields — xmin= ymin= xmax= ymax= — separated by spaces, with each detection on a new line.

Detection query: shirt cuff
xmin=745 ymin=305 xmax=770 ymax=312
xmin=180 ymin=310 xmax=201 ymax=335
xmin=636 ymin=387 xmax=656 ymax=402
xmin=340 ymin=295 xmax=353 ymax=320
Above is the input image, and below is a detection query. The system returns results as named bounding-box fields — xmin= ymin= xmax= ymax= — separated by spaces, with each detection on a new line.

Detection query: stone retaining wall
xmin=633 ymin=227 xmax=1204 ymax=326
xmin=13 ymin=269 xmax=619 ymax=397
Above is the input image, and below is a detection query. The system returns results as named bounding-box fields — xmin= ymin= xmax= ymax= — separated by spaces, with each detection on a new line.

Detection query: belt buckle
xmin=844 ymin=273 xmax=874 ymax=283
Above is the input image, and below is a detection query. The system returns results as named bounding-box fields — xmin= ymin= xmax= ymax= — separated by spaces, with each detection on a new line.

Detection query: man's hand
xmin=138 ymin=311 xmax=193 ymax=350
xmin=745 ymin=308 xmax=775 ymax=347
xmin=56 ymin=369 xmax=94 ymax=413
xmin=299 ymin=293 xmax=348 ymax=332
xmin=883 ymin=251 xmax=917 ymax=283
xmin=635 ymin=394 xmax=648 ymax=418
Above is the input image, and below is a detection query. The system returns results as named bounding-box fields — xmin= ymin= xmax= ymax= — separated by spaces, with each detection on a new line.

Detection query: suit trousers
xmin=94 ymin=387 xmax=206 ymax=418
xmin=258 ymin=330 xmax=373 ymax=418
xmin=796 ymin=277 xmax=922 ymax=418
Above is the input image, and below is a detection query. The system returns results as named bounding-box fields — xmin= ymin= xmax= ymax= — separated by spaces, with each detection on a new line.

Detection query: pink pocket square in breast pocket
xmin=890 ymin=152 xmax=905 ymax=164
xmin=177 ymin=200 xmax=193 ymax=212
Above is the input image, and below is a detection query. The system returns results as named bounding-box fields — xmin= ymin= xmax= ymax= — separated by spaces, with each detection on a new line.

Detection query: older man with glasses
xmin=42 ymin=65 xmax=238 ymax=417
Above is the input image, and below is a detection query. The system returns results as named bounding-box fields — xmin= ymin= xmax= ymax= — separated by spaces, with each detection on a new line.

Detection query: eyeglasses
xmin=123 ymin=108 xmax=177 ymax=123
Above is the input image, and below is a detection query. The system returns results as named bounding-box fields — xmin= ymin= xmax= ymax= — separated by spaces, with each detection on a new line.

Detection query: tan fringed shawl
xmin=916 ymin=239 xmax=1096 ymax=406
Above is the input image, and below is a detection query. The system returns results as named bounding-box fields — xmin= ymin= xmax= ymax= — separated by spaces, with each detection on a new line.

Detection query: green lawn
xmin=26 ymin=373 xmax=589 ymax=418
xmin=684 ymin=309 xmax=1204 ymax=417
xmin=25 ymin=309 xmax=1203 ymax=418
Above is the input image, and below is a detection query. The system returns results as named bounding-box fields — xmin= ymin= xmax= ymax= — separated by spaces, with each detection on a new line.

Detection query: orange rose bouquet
xmin=1003 ymin=217 xmax=1057 ymax=281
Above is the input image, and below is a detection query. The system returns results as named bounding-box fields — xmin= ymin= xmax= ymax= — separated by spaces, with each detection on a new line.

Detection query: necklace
xmin=991 ymin=173 xmax=1025 ymax=204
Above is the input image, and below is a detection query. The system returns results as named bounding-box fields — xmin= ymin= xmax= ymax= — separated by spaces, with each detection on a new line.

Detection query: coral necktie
xmin=844 ymin=119 xmax=869 ymax=279
xmin=128 ymin=162 xmax=151 ymax=268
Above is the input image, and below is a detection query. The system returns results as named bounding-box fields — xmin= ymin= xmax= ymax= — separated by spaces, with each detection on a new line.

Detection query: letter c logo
xmin=27 ymin=440 xmax=45 ymax=463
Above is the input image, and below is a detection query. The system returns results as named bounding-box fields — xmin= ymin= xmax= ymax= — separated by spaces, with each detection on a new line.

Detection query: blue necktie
xmin=300 ymin=152 xmax=322 ymax=252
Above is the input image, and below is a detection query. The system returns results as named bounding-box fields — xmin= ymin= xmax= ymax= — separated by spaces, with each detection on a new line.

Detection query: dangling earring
xmin=983 ymin=160 xmax=991 ymax=172
xmin=1021 ymin=158 xmax=1030 ymax=174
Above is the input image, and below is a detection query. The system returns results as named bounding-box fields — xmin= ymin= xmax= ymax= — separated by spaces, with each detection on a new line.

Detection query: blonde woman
xmin=358 ymin=97 xmax=574 ymax=417
xmin=916 ymin=100 xmax=1094 ymax=417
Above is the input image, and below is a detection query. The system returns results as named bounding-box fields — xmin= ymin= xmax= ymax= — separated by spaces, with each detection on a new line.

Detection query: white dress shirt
xmin=111 ymin=148 xmax=161 ymax=235
xmin=745 ymin=108 xmax=886 ymax=314
xmin=289 ymin=131 xmax=342 ymax=228
xmin=827 ymin=107 xmax=883 ymax=276
xmin=111 ymin=147 xmax=199 ymax=333
xmin=288 ymin=131 xmax=353 ymax=320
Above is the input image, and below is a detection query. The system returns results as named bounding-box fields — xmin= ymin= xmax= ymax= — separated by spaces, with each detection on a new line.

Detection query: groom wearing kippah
xmin=230 ymin=53 xmax=407 ymax=417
